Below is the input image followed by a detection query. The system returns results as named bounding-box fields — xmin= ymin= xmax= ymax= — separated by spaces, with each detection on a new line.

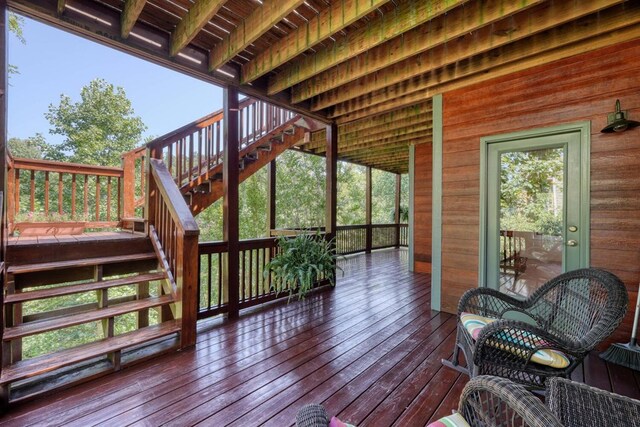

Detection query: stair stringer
xmin=188 ymin=120 xmax=309 ymax=215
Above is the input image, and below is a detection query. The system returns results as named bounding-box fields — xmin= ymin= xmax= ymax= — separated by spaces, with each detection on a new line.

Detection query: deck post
xmin=267 ymin=160 xmax=276 ymax=235
xmin=326 ymin=123 xmax=337 ymax=259
xmin=365 ymin=166 xmax=372 ymax=253
xmin=395 ymin=173 xmax=401 ymax=247
xmin=0 ymin=0 xmax=7 ymax=407
xmin=223 ymin=87 xmax=240 ymax=319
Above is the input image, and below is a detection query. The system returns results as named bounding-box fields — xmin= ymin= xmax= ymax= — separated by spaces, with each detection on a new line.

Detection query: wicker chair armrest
xmin=458 ymin=287 xmax=527 ymax=318
xmin=474 ymin=320 xmax=581 ymax=365
xmin=459 ymin=376 xmax=562 ymax=427
xmin=548 ymin=377 xmax=640 ymax=426
xmin=295 ymin=404 xmax=330 ymax=427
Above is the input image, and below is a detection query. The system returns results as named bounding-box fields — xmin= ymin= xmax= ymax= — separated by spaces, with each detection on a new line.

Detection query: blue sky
xmin=8 ymin=15 xmax=223 ymax=145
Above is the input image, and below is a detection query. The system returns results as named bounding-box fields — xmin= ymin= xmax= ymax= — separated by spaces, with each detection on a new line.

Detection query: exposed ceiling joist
xmin=170 ymin=0 xmax=226 ymax=57
xmin=298 ymin=0 xmax=546 ymax=107
xmin=242 ymin=0 xmax=391 ymax=84
xmin=267 ymin=0 xmax=466 ymax=95
xmin=312 ymin=0 xmax=622 ymax=110
xmin=209 ymin=0 xmax=306 ymax=71
xmin=121 ymin=0 xmax=146 ymax=38
xmin=334 ymin=3 xmax=640 ymax=124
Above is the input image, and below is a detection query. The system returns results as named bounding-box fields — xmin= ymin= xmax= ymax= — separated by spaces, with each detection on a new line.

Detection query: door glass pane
xmin=498 ymin=148 xmax=564 ymax=297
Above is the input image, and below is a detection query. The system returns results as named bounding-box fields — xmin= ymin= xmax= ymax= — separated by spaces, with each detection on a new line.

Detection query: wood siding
xmin=413 ymin=143 xmax=433 ymax=273
xmin=438 ymin=38 xmax=640 ymax=343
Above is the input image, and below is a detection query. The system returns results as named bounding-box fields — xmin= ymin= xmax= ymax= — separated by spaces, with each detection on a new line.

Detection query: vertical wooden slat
xmin=57 ymin=173 xmax=63 ymax=215
xmin=13 ymin=169 xmax=19 ymax=219
xmin=83 ymin=175 xmax=89 ymax=219
xmin=106 ymin=176 xmax=112 ymax=221
xmin=366 ymin=166 xmax=372 ymax=254
xmin=395 ymin=173 xmax=401 ymax=247
xmin=224 ymin=87 xmax=240 ymax=319
xmin=189 ymin=134 xmax=194 ymax=182
xmin=44 ymin=171 xmax=50 ymax=214
xmin=326 ymin=123 xmax=338 ymax=242
xmin=71 ymin=174 xmax=76 ymax=219
xmin=95 ymin=176 xmax=101 ymax=221
xmin=122 ymin=152 xmax=136 ymax=219
xmin=6 ymin=167 xmax=15 ymax=234
xmin=29 ymin=170 xmax=35 ymax=213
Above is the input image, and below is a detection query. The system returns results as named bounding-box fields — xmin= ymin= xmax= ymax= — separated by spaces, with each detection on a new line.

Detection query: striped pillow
xmin=460 ymin=312 xmax=570 ymax=369
xmin=427 ymin=413 xmax=471 ymax=427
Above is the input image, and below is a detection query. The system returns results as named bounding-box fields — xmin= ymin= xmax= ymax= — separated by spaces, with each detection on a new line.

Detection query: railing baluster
xmin=58 ymin=173 xmax=63 ymax=215
xmin=44 ymin=171 xmax=51 ymax=215
xmin=71 ymin=174 xmax=77 ymax=219
xmin=83 ymin=175 xmax=89 ymax=219
xmin=95 ymin=176 xmax=101 ymax=222
xmin=106 ymin=176 xmax=112 ymax=222
xmin=30 ymin=170 xmax=35 ymax=213
xmin=14 ymin=169 xmax=20 ymax=218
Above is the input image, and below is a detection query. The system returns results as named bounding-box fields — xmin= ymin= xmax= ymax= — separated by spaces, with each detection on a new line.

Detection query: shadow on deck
xmin=1 ymin=248 xmax=639 ymax=426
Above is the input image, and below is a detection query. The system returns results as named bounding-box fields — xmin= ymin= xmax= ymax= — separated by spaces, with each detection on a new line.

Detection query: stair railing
xmin=147 ymin=158 xmax=199 ymax=347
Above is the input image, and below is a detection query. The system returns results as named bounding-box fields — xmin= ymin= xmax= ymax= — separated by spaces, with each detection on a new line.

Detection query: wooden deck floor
xmin=1 ymin=249 xmax=640 ymax=426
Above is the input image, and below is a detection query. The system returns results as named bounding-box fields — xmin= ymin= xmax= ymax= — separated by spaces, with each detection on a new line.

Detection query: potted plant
xmin=265 ymin=231 xmax=340 ymax=301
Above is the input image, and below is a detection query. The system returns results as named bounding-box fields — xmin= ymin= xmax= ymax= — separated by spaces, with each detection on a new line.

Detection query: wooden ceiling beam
xmin=298 ymin=0 xmax=546 ymax=107
xmin=242 ymin=0 xmax=391 ymax=84
xmin=338 ymin=102 xmax=432 ymax=134
xmin=209 ymin=0 xmax=305 ymax=71
xmin=339 ymin=113 xmax=432 ymax=140
xmin=121 ymin=0 xmax=146 ymax=38
xmin=170 ymin=0 xmax=226 ymax=57
xmin=267 ymin=0 xmax=465 ymax=95
xmin=335 ymin=5 xmax=640 ymax=124
xmin=306 ymin=125 xmax=432 ymax=151
xmin=317 ymin=0 xmax=623 ymax=113
xmin=339 ymin=133 xmax=431 ymax=154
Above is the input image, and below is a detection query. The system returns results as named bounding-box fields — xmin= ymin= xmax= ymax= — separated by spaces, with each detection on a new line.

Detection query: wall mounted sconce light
xmin=601 ymin=99 xmax=640 ymax=133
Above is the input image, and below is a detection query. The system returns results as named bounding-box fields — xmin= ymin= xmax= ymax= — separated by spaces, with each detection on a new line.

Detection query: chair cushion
xmin=426 ymin=413 xmax=471 ymax=427
xmin=460 ymin=312 xmax=570 ymax=369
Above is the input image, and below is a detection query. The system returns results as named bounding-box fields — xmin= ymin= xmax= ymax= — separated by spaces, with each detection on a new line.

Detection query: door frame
xmin=478 ymin=122 xmax=591 ymax=289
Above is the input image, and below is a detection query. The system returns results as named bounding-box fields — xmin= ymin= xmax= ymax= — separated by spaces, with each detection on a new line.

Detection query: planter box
xmin=14 ymin=222 xmax=86 ymax=236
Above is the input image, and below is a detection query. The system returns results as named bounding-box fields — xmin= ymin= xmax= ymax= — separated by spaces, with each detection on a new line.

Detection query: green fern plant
xmin=265 ymin=231 xmax=340 ymax=301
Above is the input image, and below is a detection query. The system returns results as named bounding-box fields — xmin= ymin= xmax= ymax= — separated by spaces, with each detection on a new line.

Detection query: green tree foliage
xmin=8 ymin=134 xmax=48 ymax=159
xmin=45 ymin=78 xmax=147 ymax=166
xmin=337 ymin=162 xmax=365 ymax=225
xmin=8 ymin=13 xmax=25 ymax=77
xmin=276 ymin=150 xmax=326 ymax=229
xmin=372 ymin=169 xmax=397 ymax=223
xmin=500 ymin=148 xmax=564 ymax=235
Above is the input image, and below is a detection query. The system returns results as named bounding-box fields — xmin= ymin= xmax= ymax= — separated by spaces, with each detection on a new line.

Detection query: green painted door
xmin=483 ymin=125 xmax=589 ymax=297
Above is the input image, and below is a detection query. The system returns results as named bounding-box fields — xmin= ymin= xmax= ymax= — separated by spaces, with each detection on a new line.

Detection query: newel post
xmin=121 ymin=152 xmax=136 ymax=219
xmin=177 ymin=229 xmax=199 ymax=347
xmin=395 ymin=173 xmax=401 ymax=247
xmin=365 ymin=166 xmax=372 ymax=253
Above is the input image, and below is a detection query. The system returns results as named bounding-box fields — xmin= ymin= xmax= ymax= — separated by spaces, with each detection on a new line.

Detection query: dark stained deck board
xmin=1 ymin=249 xmax=640 ymax=427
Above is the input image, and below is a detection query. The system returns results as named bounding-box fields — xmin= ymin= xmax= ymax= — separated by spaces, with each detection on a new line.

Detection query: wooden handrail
xmin=10 ymin=157 xmax=123 ymax=177
xmin=149 ymin=159 xmax=198 ymax=235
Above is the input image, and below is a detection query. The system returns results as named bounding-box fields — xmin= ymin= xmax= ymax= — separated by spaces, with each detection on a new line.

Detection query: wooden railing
xmin=148 ymin=158 xmax=199 ymax=346
xmin=120 ymin=146 xmax=146 ymax=220
xmin=6 ymin=156 xmax=124 ymax=235
xmin=274 ymin=224 xmax=409 ymax=255
xmin=198 ymin=236 xmax=319 ymax=319
xmin=144 ymin=97 xmax=296 ymax=189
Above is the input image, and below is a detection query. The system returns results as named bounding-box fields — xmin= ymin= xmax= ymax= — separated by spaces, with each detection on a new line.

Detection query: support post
xmin=395 ymin=173 xmax=401 ymax=247
xmin=365 ymin=166 xmax=372 ymax=253
xmin=267 ymin=159 xmax=276 ymax=235
xmin=325 ymin=123 xmax=337 ymax=243
xmin=122 ymin=153 xmax=136 ymax=219
xmin=0 ymin=0 xmax=8 ymax=406
xmin=223 ymin=87 xmax=240 ymax=319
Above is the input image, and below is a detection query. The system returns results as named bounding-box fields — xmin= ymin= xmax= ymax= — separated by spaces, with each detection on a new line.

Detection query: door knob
xmin=568 ymin=225 xmax=578 ymax=232
xmin=566 ymin=240 xmax=578 ymax=247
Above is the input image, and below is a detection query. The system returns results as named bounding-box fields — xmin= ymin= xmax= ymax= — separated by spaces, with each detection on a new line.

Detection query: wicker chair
xmin=547 ymin=377 xmax=640 ymax=426
xmin=459 ymin=376 xmax=562 ymax=427
xmin=443 ymin=268 xmax=628 ymax=389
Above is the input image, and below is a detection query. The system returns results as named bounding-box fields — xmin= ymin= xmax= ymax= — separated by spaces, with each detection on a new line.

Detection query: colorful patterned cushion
xmin=426 ymin=413 xmax=471 ymax=427
xmin=460 ymin=312 xmax=570 ymax=369
xmin=329 ymin=416 xmax=356 ymax=427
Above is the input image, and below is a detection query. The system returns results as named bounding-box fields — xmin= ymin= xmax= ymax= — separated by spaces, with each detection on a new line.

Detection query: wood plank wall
xmin=413 ymin=143 xmax=432 ymax=273
xmin=436 ymin=38 xmax=640 ymax=343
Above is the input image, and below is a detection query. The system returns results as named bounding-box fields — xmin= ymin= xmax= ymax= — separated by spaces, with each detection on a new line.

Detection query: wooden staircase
xmin=1 ymin=234 xmax=180 ymax=402
xmin=184 ymin=116 xmax=311 ymax=215
xmin=0 ymin=96 xmax=314 ymax=404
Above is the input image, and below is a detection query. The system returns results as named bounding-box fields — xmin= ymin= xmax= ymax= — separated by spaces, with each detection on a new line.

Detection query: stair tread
xmin=4 ymin=295 xmax=174 ymax=340
xmin=8 ymin=253 xmax=157 ymax=275
xmin=0 ymin=320 xmax=180 ymax=384
xmin=5 ymin=272 xmax=166 ymax=304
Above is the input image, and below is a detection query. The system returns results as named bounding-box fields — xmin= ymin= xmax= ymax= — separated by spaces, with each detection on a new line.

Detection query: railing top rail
xmin=10 ymin=156 xmax=123 ymax=177
xmin=150 ymin=159 xmax=199 ymax=236
xmin=141 ymin=97 xmax=258 ymax=153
